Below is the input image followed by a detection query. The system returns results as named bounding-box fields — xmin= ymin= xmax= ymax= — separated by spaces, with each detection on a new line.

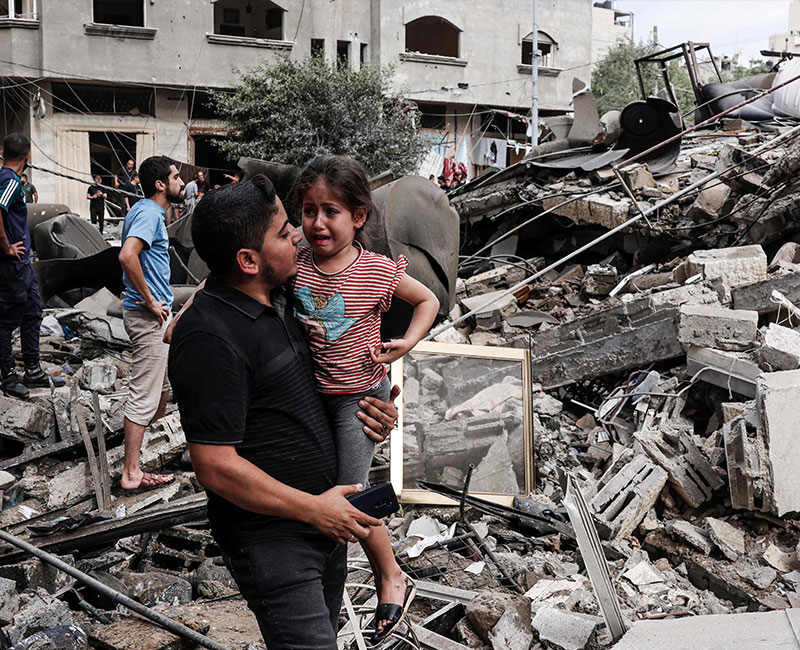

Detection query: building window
xmin=93 ymin=0 xmax=144 ymax=27
xmin=522 ymin=31 xmax=557 ymax=68
xmin=337 ymin=40 xmax=350 ymax=67
xmin=51 ymin=83 xmax=155 ymax=117
xmin=418 ymin=103 xmax=446 ymax=130
xmin=1 ymin=0 xmax=37 ymax=19
xmin=311 ymin=38 xmax=324 ymax=57
xmin=360 ymin=42 xmax=368 ymax=66
xmin=213 ymin=0 xmax=285 ymax=40
xmin=405 ymin=16 xmax=460 ymax=58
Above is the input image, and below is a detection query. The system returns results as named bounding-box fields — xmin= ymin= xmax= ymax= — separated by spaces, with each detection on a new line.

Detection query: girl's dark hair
xmin=292 ymin=156 xmax=379 ymax=245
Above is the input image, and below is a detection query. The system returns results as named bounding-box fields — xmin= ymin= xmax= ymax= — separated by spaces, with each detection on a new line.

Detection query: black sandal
xmin=371 ymin=577 xmax=416 ymax=642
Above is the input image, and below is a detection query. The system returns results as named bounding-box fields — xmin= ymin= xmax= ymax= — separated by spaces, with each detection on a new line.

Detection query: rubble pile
xmin=5 ymin=87 xmax=800 ymax=650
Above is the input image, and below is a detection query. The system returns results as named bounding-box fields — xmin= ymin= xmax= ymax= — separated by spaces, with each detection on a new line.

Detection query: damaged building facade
xmin=0 ymin=0 xmax=633 ymax=215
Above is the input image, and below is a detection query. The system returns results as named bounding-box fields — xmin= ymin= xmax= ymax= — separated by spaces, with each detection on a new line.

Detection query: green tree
xmin=591 ymin=40 xmax=695 ymax=122
xmin=211 ymin=56 xmax=426 ymax=177
xmin=731 ymin=59 xmax=772 ymax=80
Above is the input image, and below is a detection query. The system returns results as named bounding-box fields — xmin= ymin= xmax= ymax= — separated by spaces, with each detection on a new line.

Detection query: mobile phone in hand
xmin=346 ymin=482 xmax=399 ymax=518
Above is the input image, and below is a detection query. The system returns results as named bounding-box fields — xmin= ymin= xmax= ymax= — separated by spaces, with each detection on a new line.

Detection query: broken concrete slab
xmin=531 ymin=392 xmax=563 ymax=416
xmin=590 ymin=454 xmax=668 ymax=540
xmin=686 ymin=346 xmax=759 ymax=398
xmin=531 ymin=606 xmax=597 ymax=650
xmin=529 ymin=284 xmax=719 ymax=389
xmin=2 ymin=588 xmax=74 ymax=647
xmin=687 ymin=245 xmax=767 ymax=303
xmin=0 ymin=396 xmax=55 ymax=446
xmin=735 ymin=563 xmax=777 ymax=590
xmin=542 ymin=193 xmax=632 ymax=230
xmin=488 ymin=606 xmax=533 ymax=650
xmin=612 ymin=608 xmax=800 ymax=650
xmin=120 ymin=571 xmax=193 ymax=607
xmin=465 ymin=592 xmax=530 ymax=644
xmin=678 ymin=304 xmax=758 ymax=351
xmin=705 ymin=517 xmax=746 ymax=561
xmin=732 ymin=269 xmax=800 ymax=314
xmin=687 ymin=181 xmax=734 ymax=222
xmin=763 ymin=544 xmax=800 ymax=573
xmin=79 ymin=358 xmax=118 ymax=394
xmin=757 ymin=323 xmax=800 ymax=371
xmin=757 ymin=370 xmax=800 ymax=516
xmin=73 ymin=286 xmax=120 ymax=316
xmin=0 ymin=470 xmax=15 ymax=490
xmin=666 ymin=519 xmax=714 ymax=556
xmin=0 ymin=576 xmax=19 ymax=625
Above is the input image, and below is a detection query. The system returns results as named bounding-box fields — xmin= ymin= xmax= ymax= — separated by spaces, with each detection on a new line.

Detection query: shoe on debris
xmin=22 ymin=364 xmax=66 ymax=388
xmin=1 ymin=368 xmax=30 ymax=399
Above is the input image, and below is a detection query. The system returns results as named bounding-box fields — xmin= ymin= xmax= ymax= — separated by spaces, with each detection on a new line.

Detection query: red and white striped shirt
xmin=293 ymin=244 xmax=408 ymax=394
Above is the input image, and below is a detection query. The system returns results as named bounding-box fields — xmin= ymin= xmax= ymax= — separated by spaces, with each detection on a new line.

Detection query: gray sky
xmin=615 ymin=0 xmax=791 ymax=62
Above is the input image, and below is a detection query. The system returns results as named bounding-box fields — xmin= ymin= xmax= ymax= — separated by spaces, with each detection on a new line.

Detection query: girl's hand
xmin=368 ymin=338 xmax=413 ymax=365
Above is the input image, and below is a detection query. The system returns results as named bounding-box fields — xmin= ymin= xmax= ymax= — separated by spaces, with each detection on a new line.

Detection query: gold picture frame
xmin=389 ymin=341 xmax=534 ymax=506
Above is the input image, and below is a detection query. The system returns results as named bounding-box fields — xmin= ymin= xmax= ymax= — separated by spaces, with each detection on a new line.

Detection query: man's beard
xmin=260 ymin=261 xmax=295 ymax=289
xmin=166 ymin=188 xmax=185 ymax=204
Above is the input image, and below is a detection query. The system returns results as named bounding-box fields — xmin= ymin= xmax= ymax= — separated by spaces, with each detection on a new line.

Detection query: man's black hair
xmin=191 ymin=174 xmax=279 ymax=276
xmin=138 ymin=156 xmax=172 ymax=198
xmin=2 ymin=133 xmax=30 ymax=161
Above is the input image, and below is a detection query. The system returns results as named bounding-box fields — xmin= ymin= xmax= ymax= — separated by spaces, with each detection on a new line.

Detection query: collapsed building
xmin=5 ymin=42 xmax=800 ymax=650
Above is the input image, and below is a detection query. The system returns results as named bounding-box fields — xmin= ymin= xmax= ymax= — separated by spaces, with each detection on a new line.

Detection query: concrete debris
xmin=705 ymin=517 xmax=746 ymax=561
xmin=590 ymin=453 xmax=668 ymax=540
xmin=678 ymin=304 xmax=759 ymax=351
xmin=7 ymin=94 xmax=800 ymax=650
xmin=756 ymin=323 xmax=800 ymax=370
xmin=531 ymin=606 xmax=597 ymax=650
xmin=665 ymin=519 xmax=714 ymax=556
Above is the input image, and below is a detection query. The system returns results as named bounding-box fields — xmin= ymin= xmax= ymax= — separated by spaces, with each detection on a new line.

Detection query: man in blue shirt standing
xmin=0 ymin=133 xmax=64 ymax=399
xmin=118 ymin=155 xmax=184 ymax=491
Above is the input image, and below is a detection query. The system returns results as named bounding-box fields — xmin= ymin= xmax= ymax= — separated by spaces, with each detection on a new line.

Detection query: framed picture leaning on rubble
xmin=389 ymin=341 xmax=534 ymax=506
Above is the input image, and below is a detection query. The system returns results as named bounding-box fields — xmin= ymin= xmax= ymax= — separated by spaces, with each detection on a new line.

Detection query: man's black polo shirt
xmin=168 ymin=274 xmax=337 ymax=547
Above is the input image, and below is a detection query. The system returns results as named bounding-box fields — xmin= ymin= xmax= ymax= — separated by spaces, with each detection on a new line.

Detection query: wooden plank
xmin=92 ymin=391 xmax=113 ymax=510
xmin=73 ymin=398 xmax=107 ymax=511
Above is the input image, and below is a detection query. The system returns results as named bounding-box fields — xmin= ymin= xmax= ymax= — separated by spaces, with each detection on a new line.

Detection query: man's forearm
xmin=120 ymin=255 xmax=155 ymax=305
xmin=192 ymin=447 xmax=316 ymax=524
xmin=0 ymin=220 xmax=13 ymax=254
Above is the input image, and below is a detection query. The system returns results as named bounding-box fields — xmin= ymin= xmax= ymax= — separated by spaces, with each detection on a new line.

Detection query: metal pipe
xmin=0 ymin=528 xmax=233 ymax=650
xmin=425 ymin=123 xmax=800 ymax=341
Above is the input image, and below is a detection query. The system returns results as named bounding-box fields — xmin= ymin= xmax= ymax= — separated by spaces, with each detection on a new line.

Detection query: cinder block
xmin=590 ymin=453 xmax=668 ymax=540
xmin=635 ymin=428 xmax=724 ymax=508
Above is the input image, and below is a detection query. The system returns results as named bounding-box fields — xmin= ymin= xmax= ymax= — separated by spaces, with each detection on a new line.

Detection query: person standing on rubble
xmin=168 ymin=174 xmax=401 ymax=650
xmin=0 ymin=133 xmax=65 ymax=398
xmin=118 ymin=155 xmax=184 ymax=492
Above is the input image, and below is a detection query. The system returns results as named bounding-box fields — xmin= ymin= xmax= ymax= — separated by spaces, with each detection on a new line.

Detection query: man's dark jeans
xmin=0 ymin=262 xmax=42 ymax=369
xmin=221 ymin=536 xmax=347 ymax=650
